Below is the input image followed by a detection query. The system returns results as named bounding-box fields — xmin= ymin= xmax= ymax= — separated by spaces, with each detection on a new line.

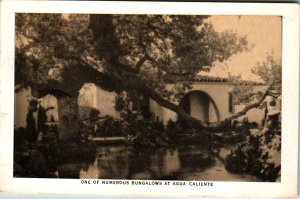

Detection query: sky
xmin=200 ymin=15 xmax=282 ymax=81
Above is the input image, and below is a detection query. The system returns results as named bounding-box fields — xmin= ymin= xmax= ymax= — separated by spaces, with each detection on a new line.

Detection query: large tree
xmin=15 ymin=14 xmax=108 ymax=141
xmin=88 ymin=15 xmax=249 ymax=127
xmin=16 ymin=13 xmax=253 ymax=141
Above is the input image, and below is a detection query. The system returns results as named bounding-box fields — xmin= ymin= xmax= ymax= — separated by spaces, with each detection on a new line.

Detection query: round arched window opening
xmin=179 ymin=91 xmax=220 ymax=124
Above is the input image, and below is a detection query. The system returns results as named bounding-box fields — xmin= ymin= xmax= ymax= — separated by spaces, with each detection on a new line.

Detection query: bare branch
xmin=235 ymin=92 xmax=257 ymax=103
xmin=218 ymin=85 xmax=272 ymax=124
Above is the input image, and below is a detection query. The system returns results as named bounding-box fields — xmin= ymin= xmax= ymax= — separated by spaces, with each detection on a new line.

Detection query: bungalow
xmin=14 ymin=75 xmax=277 ymax=129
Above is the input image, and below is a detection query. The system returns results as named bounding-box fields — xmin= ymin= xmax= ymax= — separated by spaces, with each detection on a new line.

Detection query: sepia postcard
xmin=0 ymin=1 xmax=299 ymax=198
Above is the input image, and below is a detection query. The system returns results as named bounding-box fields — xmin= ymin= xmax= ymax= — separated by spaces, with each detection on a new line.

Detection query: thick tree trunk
xmin=57 ymin=95 xmax=80 ymax=142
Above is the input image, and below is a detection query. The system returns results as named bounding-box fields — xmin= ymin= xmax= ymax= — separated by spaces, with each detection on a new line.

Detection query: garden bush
xmin=225 ymin=126 xmax=281 ymax=182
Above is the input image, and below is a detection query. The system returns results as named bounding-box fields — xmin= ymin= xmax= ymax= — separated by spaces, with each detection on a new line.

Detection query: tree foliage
xmin=251 ymin=55 xmax=281 ymax=96
xmin=219 ymin=55 xmax=282 ymax=125
xmin=15 ymin=13 xmax=251 ymax=132
xmin=90 ymin=14 xmax=248 ymax=101
xmin=230 ymin=55 xmax=281 ymax=106
xmin=15 ymin=14 xmax=102 ymax=96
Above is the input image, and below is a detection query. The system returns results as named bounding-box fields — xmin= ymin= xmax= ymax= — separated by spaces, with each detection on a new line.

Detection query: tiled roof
xmin=191 ymin=75 xmax=264 ymax=85
xmin=192 ymin=75 xmax=228 ymax=82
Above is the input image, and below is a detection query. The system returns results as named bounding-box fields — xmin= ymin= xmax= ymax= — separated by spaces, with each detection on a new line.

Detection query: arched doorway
xmin=179 ymin=91 xmax=220 ymax=124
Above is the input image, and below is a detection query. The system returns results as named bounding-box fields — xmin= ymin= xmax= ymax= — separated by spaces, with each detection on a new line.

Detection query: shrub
xmin=225 ymin=127 xmax=281 ymax=182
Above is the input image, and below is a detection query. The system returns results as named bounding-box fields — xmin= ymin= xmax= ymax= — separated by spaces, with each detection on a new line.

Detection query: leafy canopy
xmin=230 ymin=54 xmax=281 ymax=105
xmin=90 ymin=14 xmax=248 ymax=100
xmin=16 ymin=14 xmax=248 ymax=101
xmin=15 ymin=14 xmax=100 ymax=95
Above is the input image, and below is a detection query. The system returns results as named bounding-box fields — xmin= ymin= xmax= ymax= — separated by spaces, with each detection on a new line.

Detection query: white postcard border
xmin=0 ymin=1 xmax=299 ymax=198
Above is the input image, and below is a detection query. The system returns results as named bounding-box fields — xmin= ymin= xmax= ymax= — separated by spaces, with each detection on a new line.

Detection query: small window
xmin=228 ymin=92 xmax=233 ymax=113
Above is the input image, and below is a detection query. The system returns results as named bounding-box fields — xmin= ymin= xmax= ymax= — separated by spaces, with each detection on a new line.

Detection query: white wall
xmin=95 ymin=86 xmax=120 ymax=118
xmin=15 ymin=83 xmax=271 ymax=129
xmin=149 ymin=99 xmax=163 ymax=122
xmin=190 ymin=82 xmax=233 ymax=120
xmin=149 ymin=82 xmax=268 ymax=126
xmin=162 ymin=108 xmax=177 ymax=125
xmin=234 ymin=95 xmax=281 ymax=126
xmin=14 ymin=88 xmax=32 ymax=128
xmin=235 ymin=104 xmax=265 ymax=126
xmin=39 ymin=94 xmax=59 ymax=122
xmin=15 ymin=83 xmax=120 ymax=128
xmin=149 ymin=82 xmax=232 ymax=125
xmin=14 ymin=89 xmax=59 ymax=128
xmin=209 ymin=101 xmax=218 ymax=123
xmin=78 ymin=83 xmax=120 ymax=118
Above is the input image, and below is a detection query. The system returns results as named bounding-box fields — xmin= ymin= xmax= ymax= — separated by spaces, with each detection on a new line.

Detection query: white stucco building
xmin=14 ymin=84 xmax=119 ymax=128
xmin=149 ymin=76 xmax=268 ymax=126
xmin=15 ymin=76 xmax=277 ymax=128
